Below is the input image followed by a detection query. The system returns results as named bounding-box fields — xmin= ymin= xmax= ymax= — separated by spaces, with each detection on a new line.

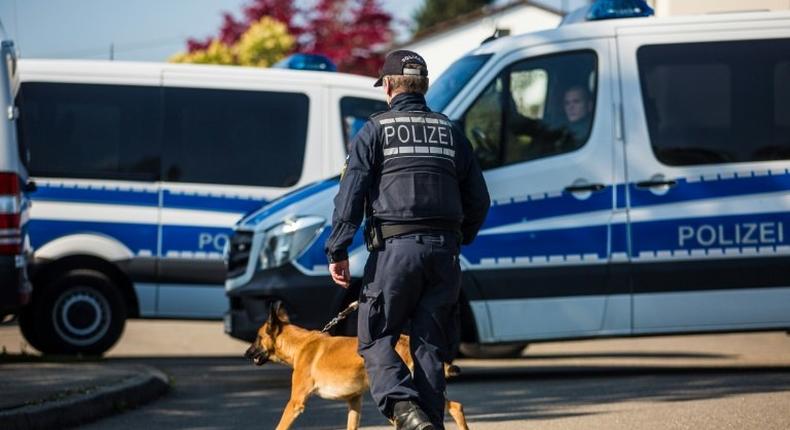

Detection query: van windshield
xmin=426 ymin=54 xmax=492 ymax=113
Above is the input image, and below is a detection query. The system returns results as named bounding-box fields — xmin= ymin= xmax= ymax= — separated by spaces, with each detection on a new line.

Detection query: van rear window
xmin=163 ymin=87 xmax=309 ymax=188
xmin=17 ymin=83 xmax=161 ymax=181
xmin=638 ymin=38 xmax=790 ymax=166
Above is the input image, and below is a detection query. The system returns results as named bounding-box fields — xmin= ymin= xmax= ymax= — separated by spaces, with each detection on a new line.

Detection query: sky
xmin=0 ymin=0 xmax=584 ymax=62
xmin=0 ymin=0 xmax=423 ymax=61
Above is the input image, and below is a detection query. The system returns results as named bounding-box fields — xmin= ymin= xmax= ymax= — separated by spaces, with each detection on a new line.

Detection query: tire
xmin=26 ymin=270 xmax=126 ymax=356
xmin=458 ymin=342 xmax=528 ymax=359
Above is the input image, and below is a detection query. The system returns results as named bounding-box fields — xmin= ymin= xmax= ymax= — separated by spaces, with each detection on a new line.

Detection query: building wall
xmin=648 ymin=0 xmax=790 ymax=16
xmin=404 ymin=4 xmax=561 ymax=81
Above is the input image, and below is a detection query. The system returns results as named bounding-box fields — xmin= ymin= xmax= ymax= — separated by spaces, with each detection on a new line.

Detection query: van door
xmin=157 ymin=72 xmax=322 ymax=318
xmin=450 ymin=39 xmax=625 ymax=342
xmin=619 ymin=31 xmax=790 ymax=332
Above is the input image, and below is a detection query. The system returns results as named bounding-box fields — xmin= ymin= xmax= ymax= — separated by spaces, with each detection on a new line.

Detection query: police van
xmin=225 ymin=9 xmax=790 ymax=357
xmin=14 ymin=59 xmax=387 ymax=354
xmin=0 ymin=31 xmax=33 ymax=322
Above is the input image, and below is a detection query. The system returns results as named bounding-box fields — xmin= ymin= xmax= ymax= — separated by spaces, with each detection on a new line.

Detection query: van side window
xmin=638 ymin=38 xmax=790 ymax=166
xmin=462 ymin=50 xmax=597 ymax=170
xmin=16 ymin=83 xmax=161 ymax=181
xmin=340 ymin=97 xmax=388 ymax=152
xmin=163 ymin=88 xmax=309 ymax=187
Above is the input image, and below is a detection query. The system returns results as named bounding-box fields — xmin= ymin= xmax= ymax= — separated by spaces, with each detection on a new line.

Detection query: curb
xmin=0 ymin=365 xmax=170 ymax=430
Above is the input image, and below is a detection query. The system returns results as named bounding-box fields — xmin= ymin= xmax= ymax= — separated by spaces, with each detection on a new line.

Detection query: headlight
xmin=259 ymin=216 xmax=325 ymax=271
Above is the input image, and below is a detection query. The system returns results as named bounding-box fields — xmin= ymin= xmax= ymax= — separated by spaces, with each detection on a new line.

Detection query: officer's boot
xmin=392 ymin=401 xmax=435 ymax=430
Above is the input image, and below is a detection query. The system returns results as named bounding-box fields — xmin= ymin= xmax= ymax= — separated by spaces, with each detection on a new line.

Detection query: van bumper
xmin=0 ymin=255 xmax=32 ymax=316
xmin=225 ymin=264 xmax=347 ymax=342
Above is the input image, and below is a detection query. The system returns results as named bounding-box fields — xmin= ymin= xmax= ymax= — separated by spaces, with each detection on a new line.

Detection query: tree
xmin=413 ymin=0 xmax=492 ymax=35
xmin=170 ymin=39 xmax=235 ymax=65
xmin=172 ymin=0 xmax=393 ymax=76
xmin=171 ymin=16 xmax=294 ymax=66
xmin=235 ymin=17 xmax=295 ymax=67
xmin=302 ymin=0 xmax=393 ymax=77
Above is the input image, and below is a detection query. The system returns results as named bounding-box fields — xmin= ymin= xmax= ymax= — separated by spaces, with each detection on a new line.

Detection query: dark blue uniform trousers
xmin=357 ymin=232 xmax=461 ymax=429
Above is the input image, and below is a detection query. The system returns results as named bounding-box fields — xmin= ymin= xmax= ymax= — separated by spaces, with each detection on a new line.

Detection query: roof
xmin=469 ymin=9 xmax=790 ymax=56
xmin=408 ymin=0 xmax=565 ymax=46
xmin=17 ymin=59 xmax=378 ymax=88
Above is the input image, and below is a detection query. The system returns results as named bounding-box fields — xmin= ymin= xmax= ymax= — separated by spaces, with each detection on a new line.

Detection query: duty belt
xmin=379 ymin=220 xmax=461 ymax=240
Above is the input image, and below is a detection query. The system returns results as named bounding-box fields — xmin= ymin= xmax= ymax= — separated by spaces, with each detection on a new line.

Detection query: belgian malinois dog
xmin=245 ymin=301 xmax=469 ymax=430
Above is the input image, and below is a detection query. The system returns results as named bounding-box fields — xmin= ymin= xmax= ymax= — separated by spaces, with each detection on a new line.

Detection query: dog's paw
xmin=444 ymin=364 xmax=461 ymax=378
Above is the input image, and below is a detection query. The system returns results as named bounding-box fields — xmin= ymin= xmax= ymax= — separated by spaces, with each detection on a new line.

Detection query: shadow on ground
xmin=56 ymin=354 xmax=790 ymax=429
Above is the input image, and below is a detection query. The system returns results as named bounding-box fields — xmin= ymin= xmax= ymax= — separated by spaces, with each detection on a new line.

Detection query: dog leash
xmin=321 ymin=300 xmax=359 ymax=333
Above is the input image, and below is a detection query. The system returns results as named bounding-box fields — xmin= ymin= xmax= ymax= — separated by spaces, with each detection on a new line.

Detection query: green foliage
xmin=170 ymin=16 xmax=294 ymax=67
xmin=413 ymin=0 xmax=492 ymax=35
xmin=170 ymin=39 xmax=235 ymax=65
xmin=235 ymin=17 xmax=295 ymax=67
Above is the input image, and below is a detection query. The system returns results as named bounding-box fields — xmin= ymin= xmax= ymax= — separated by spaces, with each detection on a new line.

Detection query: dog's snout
xmin=245 ymin=341 xmax=269 ymax=366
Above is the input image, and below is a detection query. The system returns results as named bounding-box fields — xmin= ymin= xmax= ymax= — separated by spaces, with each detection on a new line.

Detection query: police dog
xmin=245 ymin=302 xmax=469 ymax=430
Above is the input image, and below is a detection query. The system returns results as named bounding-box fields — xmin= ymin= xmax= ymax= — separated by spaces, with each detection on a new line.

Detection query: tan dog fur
xmin=245 ymin=303 xmax=469 ymax=430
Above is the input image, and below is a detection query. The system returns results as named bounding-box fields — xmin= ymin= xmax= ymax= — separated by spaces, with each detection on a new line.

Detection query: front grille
xmin=227 ymin=230 xmax=254 ymax=279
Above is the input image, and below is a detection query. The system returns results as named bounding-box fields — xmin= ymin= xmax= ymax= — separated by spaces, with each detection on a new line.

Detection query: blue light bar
xmin=273 ymin=53 xmax=337 ymax=72
xmin=586 ymin=0 xmax=654 ymax=21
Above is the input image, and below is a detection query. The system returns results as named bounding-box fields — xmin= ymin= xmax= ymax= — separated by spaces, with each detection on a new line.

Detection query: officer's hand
xmin=329 ymin=260 xmax=351 ymax=288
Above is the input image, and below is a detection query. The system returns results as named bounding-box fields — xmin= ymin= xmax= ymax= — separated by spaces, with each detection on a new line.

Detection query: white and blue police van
xmin=14 ymin=58 xmax=387 ymax=355
xmin=225 ymin=8 xmax=790 ymax=357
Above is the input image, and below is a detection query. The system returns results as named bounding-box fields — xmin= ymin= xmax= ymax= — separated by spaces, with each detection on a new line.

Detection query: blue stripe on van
xmin=462 ymin=224 xmax=609 ymax=265
xmin=163 ymin=191 xmax=267 ymax=213
xmin=482 ymin=186 xmax=613 ymax=230
xmin=33 ymin=184 xmax=159 ymax=207
xmin=629 ymin=171 xmax=790 ymax=209
xmin=630 ymin=212 xmax=789 ymax=256
xmin=161 ymin=225 xmax=233 ymax=256
xmin=288 ymin=210 xmax=789 ymax=274
xmin=29 ymin=219 xmax=158 ymax=255
xmin=241 ymin=178 xmax=340 ymax=227
xmin=615 ymin=183 xmax=627 ymax=209
xmin=611 ymin=222 xmax=629 ymax=256
xmin=295 ymin=227 xmax=364 ymax=269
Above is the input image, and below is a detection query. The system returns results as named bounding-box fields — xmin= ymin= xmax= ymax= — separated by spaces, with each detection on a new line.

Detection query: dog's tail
xmin=444 ymin=363 xmax=461 ymax=378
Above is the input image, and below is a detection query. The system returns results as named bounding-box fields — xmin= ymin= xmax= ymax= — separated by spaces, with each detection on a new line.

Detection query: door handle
xmin=24 ymin=180 xmax=37 ymax=193
xmin=564 ymin=183 xmax=605 ymax=193
xmin=635 ymin=179 xmax=677 ymax=189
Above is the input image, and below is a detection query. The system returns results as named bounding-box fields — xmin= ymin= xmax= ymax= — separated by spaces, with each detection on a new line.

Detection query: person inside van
xmin=562 ymin=84 xmax=594 ymax=143
xmin=506 ymin=84 xmax=593 ymax=161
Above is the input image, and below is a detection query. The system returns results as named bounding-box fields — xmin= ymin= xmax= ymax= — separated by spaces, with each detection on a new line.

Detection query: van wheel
xmin=458 ymin=342 xmax=528 ymax=359
xmin=27 ymin=270 xmax=126 ymax=356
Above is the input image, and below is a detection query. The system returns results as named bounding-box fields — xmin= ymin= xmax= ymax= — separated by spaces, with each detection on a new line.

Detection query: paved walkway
xmin=0 ymin=359 xmax=168 ymax=429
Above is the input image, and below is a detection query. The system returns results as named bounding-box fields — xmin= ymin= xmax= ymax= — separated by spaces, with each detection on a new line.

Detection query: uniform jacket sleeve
xmin=324 ymin=121 xmax=377 ymax=262
xmin=453 ymin=124 xmax=490 ymax=245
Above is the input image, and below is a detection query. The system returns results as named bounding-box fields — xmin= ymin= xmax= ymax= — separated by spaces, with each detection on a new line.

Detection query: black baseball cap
xmin=373 ymin=50 xmax=428 ymax=87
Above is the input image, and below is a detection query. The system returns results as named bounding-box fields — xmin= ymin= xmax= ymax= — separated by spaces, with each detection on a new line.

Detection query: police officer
xmin=325 ymin=50 xmax=489 ymax=430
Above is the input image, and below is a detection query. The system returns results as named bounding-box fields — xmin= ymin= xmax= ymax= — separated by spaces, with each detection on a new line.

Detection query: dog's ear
xmin=265 ymin=302 xmax=277 ymax=334
xmin=273 ymin=300 xmax=290 ymax=323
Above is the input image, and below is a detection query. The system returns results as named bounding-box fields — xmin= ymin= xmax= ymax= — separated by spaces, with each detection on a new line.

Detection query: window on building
xmin=638 ymin=38 xmax=790 ymax=165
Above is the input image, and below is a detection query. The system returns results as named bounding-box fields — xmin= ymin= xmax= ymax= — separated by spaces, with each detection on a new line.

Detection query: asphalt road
xmin=3 ymin=320 xmax=790 ymax=429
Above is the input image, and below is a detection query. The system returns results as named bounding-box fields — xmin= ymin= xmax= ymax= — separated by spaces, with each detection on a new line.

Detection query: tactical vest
xmin=368 ymin=110 xmax=464 ymax=224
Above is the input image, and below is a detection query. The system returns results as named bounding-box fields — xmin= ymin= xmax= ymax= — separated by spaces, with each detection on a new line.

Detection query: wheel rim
xmin=52 ymin=286 xmax=111 ymax=347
